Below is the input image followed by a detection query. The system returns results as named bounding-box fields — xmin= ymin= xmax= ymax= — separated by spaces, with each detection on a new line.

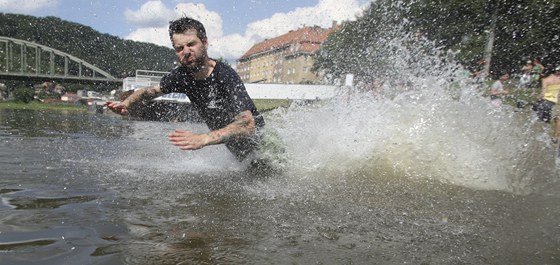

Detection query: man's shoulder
xmin=550 ymin=76 xmax=560 ymax=85
xmin=214 ymin=60 xmax=236 ymax=73
xmin=542 ymin=77 xmax=560 ymax=87
xmin=213 ymin=60 xmax=241 ymax=83
xmin=543 ymin=75 xmax=560 ymax=82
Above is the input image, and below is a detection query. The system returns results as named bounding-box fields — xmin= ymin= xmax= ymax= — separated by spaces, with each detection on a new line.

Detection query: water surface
xmin=0 ymin=105 xmax=559 ymax=264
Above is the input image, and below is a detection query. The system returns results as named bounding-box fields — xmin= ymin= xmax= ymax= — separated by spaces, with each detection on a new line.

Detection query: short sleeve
xmin=218 ymin=64 xmax=265 ymax=128
xmin=220 ymin=66 xmax=256 ymax=114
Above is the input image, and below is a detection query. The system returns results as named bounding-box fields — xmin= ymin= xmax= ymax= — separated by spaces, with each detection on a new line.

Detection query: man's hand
xmin=106 ymin=101 xmax=129 ymax=115
xmin=168 ymin=129 xmax=209 ymax=150
xmin=168 ymin=111 xmax=256 ymax=151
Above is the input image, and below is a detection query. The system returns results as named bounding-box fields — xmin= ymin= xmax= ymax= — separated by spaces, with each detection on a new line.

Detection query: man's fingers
xmin=167 ymin=131 xmax=205 ymax=151
xmin=169 ymin=129 xmax=191 ymax=137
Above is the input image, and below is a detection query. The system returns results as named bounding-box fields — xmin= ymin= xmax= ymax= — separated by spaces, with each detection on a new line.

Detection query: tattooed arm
xmin=168 ymin=110 xmax=256 ymax=150
xmin=106 ymin=85 xmax=163 ymax=115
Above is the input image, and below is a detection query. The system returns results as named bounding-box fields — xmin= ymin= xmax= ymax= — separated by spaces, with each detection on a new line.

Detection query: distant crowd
xmin=485 ymin=58 xmax=560 ymax=142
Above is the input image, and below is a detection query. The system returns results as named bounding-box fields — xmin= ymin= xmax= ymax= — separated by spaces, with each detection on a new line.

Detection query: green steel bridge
xmin=0 ymin=36 xmax=121 ymax=83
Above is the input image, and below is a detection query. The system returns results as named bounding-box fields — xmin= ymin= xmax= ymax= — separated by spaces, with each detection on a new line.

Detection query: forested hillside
xmin=0 ymin=13 xmax=176 ymax=78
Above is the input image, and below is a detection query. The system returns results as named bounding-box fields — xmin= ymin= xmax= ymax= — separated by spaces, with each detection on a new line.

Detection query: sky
xmin=0 ymin=0 xmax=371 ymax=61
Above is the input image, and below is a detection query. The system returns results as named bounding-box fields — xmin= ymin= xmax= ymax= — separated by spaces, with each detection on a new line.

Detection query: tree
xmin=217 ymin=57 xmax=231 ymax=67
xmin=314 ymin=0 xmax=413 ymax=85
xmin=406 ymin=0 xmax=560 ymax=75
xmin=314 ymin=0 xmax=560 ymax=83
xmin=12 ymin=86 xmax=34 ymax=103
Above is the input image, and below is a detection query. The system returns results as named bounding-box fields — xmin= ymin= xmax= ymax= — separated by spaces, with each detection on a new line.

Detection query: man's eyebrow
xmin=175 ymin=40 xmax=197 ymax=47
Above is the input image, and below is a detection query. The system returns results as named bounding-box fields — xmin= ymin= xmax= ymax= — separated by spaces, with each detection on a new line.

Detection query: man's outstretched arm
xmin=106 ymin=85 xmax=163 ymax=115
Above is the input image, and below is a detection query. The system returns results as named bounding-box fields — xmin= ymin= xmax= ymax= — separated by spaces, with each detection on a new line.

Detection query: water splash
xmin=266 ymin=37 xmax=558 ymax=195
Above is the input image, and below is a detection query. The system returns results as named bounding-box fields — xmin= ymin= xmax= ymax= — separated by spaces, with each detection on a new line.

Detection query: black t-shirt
xmin=160 ymin=61 xmax=265 ymax=160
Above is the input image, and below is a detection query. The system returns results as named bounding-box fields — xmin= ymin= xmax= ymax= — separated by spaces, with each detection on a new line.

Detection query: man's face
xmin=501 ymin=74 xmax=509 ymax=81
xmin=172 ymin=29 xmax=208 ymax=70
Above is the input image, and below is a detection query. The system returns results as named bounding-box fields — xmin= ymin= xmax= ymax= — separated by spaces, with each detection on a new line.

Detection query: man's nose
xmin=179 ymin=49 xmax=190 ymax=56
xmin=185 ymin=51 xmax=194 ymax=58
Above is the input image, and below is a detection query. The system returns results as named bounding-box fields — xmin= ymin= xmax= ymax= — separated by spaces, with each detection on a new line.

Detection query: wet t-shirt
xmin=160 ymin=61 xmax=265 ymax=160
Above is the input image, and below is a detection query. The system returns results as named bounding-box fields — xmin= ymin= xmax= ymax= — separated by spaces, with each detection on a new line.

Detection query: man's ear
xmin=202 ymin=38 xmax=209 ymax=49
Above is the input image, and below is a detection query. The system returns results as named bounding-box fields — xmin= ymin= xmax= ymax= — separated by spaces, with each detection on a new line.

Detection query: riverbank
xmin=0 ymin=101 xmax=87 ymax=111
xmin=254 ymin=99 xmax=292 ymax=112
xmin=0 ymin=99 xmax=292 ymax=112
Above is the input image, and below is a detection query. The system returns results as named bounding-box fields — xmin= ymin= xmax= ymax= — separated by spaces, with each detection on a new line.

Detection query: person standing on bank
xmin=107 ymin=17 xmax=265 ymax=161
xmin=489 ymin=72 xmax=509 ymax=107
xmin=541 ymin=66 xmax=560 ymax=141
xmin=535 ymin=66 xmax=560 ymax=124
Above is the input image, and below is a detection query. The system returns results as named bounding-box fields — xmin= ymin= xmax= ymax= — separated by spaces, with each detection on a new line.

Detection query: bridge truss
xmin=0 ymin=36 xmax=120 ymax=83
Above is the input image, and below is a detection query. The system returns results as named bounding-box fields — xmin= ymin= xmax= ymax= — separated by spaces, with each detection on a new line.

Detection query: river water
xmin=1 ymin=83 xmax=559 ymax=265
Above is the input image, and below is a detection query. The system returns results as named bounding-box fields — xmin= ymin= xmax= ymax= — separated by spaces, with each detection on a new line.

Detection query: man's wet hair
xmin=169 ymin=17 xmax=207 ymax=41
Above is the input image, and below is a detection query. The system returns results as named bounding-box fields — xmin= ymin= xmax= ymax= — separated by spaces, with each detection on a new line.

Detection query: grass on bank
xmin=0 ymin=101 xmax=87 ymax=111
xmin=495 ymin=79 xmax=540 ymax=108
xmin=253 ymin=99 xmax=293 ymax=112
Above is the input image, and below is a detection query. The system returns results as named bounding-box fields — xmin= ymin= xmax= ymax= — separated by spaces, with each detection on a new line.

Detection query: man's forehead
xmin=180 ymin=29 xmax=198 ymax=36
xmin=172 ymin=29 xmax=202 ymax=44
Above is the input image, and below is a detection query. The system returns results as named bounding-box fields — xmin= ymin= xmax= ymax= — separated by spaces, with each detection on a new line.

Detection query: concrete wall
xmin=244 ymin=83 xmax=337 ymax=100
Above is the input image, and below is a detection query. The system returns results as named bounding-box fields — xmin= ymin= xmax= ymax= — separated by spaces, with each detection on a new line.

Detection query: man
xmin=107 ymin=17 xmax=264 ymax=161
xmin=489 ymin=72 xmax=509 ymax=107
xmin=541 ymin=66 xmax=560 ymax=141
xmin=531 ymin=58 xmax=545 ymax=82
xmin=518 ymin=60 xmax=532 ymax=88
xmin=536 ymin=66 xmax=560 ymax=124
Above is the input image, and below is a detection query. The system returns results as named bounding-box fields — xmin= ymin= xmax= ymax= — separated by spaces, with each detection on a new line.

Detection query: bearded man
xmin=107 ymin=17 xmax=264 ymax=161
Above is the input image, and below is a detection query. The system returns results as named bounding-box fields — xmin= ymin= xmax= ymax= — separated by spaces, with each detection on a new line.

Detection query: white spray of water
xmin=105 ymin=121 xmax=245 ymax=176
xmin=266 ymin=47 xmax=558 ymax=194
xmin=269 ymin=87 xmax=555 ymax=193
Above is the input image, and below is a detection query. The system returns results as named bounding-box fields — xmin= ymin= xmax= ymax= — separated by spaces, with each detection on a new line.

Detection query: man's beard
xmin=181 ymin=53 xmax=207 ymax=72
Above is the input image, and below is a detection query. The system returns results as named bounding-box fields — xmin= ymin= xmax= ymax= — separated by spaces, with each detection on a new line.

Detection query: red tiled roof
xmin=240 ymin=25 xmax=337 ymax=59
